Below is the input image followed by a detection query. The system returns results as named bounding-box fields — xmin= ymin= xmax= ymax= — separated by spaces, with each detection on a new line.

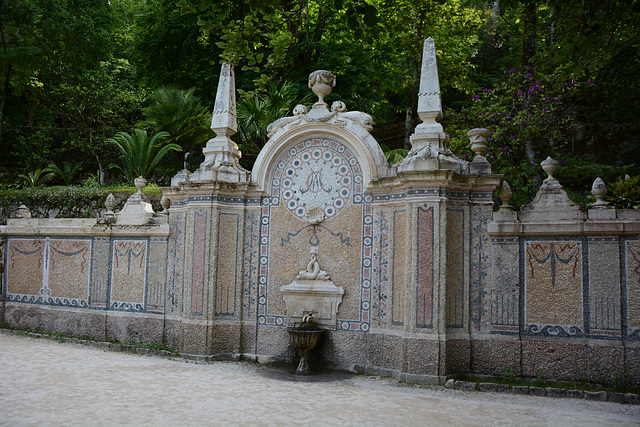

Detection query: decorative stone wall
xmin=482 ymin=166 xmax=640 ymax=385
xmin=0 ymin=219 xmax=169 ymax=343
xmin=1 ymin=43 xmax=639 ymax=387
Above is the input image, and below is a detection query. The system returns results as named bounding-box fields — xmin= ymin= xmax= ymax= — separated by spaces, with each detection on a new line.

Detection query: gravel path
xmin=1 ymin=332 xmax=638 ymax=426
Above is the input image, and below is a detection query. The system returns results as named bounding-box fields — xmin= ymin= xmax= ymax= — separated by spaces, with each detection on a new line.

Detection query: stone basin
xmin=287 ymin=327 xmax=323 ymax=374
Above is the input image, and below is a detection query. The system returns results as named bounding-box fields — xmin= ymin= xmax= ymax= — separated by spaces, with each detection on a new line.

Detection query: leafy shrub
xmin=18 ymin=168 xmax=54 ymax=188
xmin=607 ymin=175 xmax=640 ymax=209
xmin=611 ymin=370 xmax=633 ymax=393
xmin=0 ymin=186 xmax=162 ymax=224
xmin=49 ymin=162 xmax=83 ymax=186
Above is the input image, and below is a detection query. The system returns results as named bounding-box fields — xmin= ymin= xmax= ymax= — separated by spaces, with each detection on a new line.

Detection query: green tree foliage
xmin=447 ymin=0 xmax=640 ymax=206
xmin=0 ymin=0 xmax=147 ymax=184
xmin=132 ymin=0 xmax=223 ymax=97
xmin=606 ymin=175 xmax=640 ymax=210
xmin=236 ymin=81 xmax=308 ymax=158
xmin=47 ymin=59 xmax=148 ymax=183
xmin=106 ymin=129 xmax=182 ymax=181
xmin=0 ymin=0 xmax=635 ymax=208
xmin=138 ymin=86 xmax=213 ymax=155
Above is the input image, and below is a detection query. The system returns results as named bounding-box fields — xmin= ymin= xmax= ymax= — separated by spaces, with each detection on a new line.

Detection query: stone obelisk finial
xmin=399 ymin=37 xmax=463 ymax=173
xmin=189 ymin=62 xmax=247 ymax=183
xmin=417 ymin=37 xmax=443 ymax=127
xmin=202 ymin=63 xmax=239 ymax=166
xmin=211 ymin=63 xmax=237 ymax=135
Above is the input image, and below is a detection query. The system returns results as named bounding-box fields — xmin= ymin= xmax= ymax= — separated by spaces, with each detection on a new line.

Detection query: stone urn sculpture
xmin=308 ymin=70 xmax=336 ymax=106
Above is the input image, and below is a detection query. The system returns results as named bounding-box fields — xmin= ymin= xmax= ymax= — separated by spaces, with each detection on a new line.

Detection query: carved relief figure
xmin=297 ymin=246 xmax=331 ymax=281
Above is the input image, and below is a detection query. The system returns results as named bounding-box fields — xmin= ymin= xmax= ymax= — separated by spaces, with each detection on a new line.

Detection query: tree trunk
xmin=0 ymin=64 xmax=11 ymax=143
xmin=522 ymin=0 xmax=537 ymax=165
xmin=404 ymin=63 xmax=419 ymax=150
xmin=27 ymin=86 xmax=41 ymax=127
xmin=522 ymin=0 xmax=537 ymax=76
xmin=404 ymin=8 xmax=426 ymax=150
xmin=91 ymin=133 xmax=105 ymax=186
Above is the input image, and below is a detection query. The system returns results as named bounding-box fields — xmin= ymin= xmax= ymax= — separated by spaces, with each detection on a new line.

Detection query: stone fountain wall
xmin=0 ymin=219 xmax=170 ymax=344
xmin=1 ymin=45 xmax=639 ymax=386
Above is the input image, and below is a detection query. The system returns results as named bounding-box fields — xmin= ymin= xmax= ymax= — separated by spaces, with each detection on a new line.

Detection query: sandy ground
xmin=1 ymin=332 xmax=638 ymax=426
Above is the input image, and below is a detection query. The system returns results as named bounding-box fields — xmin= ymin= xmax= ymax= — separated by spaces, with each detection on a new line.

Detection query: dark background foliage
xmin=0 ymin=0 xmax=638 ymax=208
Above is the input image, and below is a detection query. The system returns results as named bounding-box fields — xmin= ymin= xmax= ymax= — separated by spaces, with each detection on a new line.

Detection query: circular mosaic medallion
xmin=276 ymin=138 xmax=359 ymax=221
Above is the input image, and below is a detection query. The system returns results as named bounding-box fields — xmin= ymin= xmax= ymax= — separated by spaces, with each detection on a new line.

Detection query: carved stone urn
xmin=308 ymin=70 xmax=336 ymax=105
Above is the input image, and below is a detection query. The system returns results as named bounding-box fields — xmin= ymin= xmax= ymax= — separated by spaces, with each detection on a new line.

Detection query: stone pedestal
xmin=116 ymin=177 xmax=155 ymax=225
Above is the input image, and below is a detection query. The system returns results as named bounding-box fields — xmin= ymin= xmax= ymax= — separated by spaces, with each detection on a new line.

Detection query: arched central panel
xmin=257 ymin=137 xmax=372 ymax=332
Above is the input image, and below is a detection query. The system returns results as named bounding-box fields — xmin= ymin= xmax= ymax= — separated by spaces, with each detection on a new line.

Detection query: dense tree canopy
xmin=0 ymin=0 xmax=637 ymax=206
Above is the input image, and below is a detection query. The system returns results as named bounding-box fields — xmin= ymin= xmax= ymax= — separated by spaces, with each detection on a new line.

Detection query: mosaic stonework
xmin=257 ymin=137 xmax=372 ymax=332
xmin=274 ymin=138 xmax=363 ymax=221
xmin=416 ymin=205 xmax=434 ymax=328
xmin=626 ymin=240 xmax=640 ymax=340
xmin=523 ymin=239 xmax=585 ymax=337
xmin=7 ymin=239 xmax=44 ymax=298
xmin=242 ymin=210 xmax=260 ymax=319
xmin=391 ymin=209 xmax=407 ymax=325
xmin=446 ymin=208 xmax=465 ymax=328
xmin=147 ymin=238 xmax=168 ymax=313
xmin=372 ymin=209 xmax=390 ymax=326
xmin=371 ymin=206 xmax=408 ymax=328
xmin=490 ymin=237 xmax=519 ymax=334
xmin=470 ymin=207 xmax=490 ymax=331
xmin=49 ymin=239 xmax=91 ymax=300
xmin=167 ymin=213 xmax=186 ymax=313
xmin=588 ymin=237 xmax=621 ymax=338
xmin=216 ymin=212 xmax=239 ymax=316
xmin=6 ymin=238 xmax=91 ymax=307
xmin=191 ymin=210 xmax=207 ymax=315
xmin=90 ymin=237 xmax=110 ymax=307
xmin=110 ymin=239 xmax=147 ymax=311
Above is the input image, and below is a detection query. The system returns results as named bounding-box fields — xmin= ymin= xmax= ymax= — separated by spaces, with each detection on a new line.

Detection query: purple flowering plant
xmin=446 ymin=67 xmax=596 ymax=207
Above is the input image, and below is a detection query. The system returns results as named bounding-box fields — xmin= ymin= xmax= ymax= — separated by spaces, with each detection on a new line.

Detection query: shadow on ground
xmin=254 ymin=366 xmax=354 ymax=383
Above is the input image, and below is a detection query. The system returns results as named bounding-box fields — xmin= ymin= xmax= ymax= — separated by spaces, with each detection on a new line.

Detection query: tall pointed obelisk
xmin=189 ymin=62 xmax=248 ymax=183
xmin=416 ymin=37 xmax=443 ymax=133
xmin=399 ymin=38 xmax=463 ymax=172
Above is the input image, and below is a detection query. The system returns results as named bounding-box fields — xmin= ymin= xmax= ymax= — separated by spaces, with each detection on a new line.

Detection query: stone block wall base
xmin=445 ymin=339 xmax=471 ymax=374
xmin=177 ymin=321 xmax=210 ymax=355
xmin=4 ymin=303 xmax=107 ymax=341
xmin=105 ymin=313 xmax=164 ymax=345
xmin=469 ymin=337 xmax=640 ymax=387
